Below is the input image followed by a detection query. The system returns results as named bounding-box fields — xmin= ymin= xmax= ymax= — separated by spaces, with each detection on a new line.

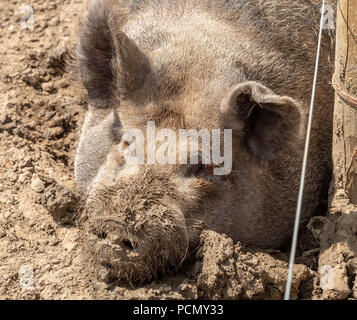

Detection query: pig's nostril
xmin=122 ymin=239 xmax=134 ymax=250
xmin=98 ymin=232 xmax=107 ymax=239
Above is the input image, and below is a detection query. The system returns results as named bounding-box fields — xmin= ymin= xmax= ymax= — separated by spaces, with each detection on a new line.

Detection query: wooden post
xmin=306 ymin=0 xmax=357 ymax=301
xmin=318 ymin=4 xmax=357 ymax=300
xmin=331 ymin=0 xmax=357 ymax=207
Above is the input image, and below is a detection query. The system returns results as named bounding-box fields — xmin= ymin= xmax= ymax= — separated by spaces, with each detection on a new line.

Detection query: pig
xmin=73 ymin=0 xmax=335 ymax=282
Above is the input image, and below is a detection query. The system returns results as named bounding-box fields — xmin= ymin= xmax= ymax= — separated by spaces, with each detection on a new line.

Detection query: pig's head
xmin=73 ymin=0 xmax=301 ymax=283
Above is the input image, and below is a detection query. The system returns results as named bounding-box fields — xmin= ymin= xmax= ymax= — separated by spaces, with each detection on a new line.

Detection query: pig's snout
xmin=86 ymin=207 xmax=190 ymax=283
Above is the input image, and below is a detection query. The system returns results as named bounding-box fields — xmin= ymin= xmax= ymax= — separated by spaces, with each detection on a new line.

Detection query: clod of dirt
xmin=318 ymin=211 xmax=357 ymax=300
xmin=46 ymin=45 xmax=68 ymax=76
xmin=197 ymin=230 xmax=313 ymax=300
xmin=23 ymin=74 xmax=42 ymax=89
xmin=0 ymin=112 xmax=12 ymax=125
xmin=41 ymin=82 xmax=56 ymax=94
xmin=307 ymin=216 xmax=330 ymax=241
xmin=31 ymin=175 xmax=46 ymax=193
xmin=36 ymin=176 xmax=79 ymax=223
xmin=45 ymin=114 xmax=74 ymax=140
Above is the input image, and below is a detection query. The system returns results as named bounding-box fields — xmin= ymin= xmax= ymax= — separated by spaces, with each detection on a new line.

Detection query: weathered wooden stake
xmin=331 ymin=0 xmax=357 ymax=206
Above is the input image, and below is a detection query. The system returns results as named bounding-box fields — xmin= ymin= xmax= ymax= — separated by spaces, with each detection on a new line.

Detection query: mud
xmin=0 ymin=0 xmax=356 ymax=300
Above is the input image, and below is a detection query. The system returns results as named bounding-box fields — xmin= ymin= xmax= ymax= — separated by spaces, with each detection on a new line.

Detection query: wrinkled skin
xmin=73 ymin=0 xmax=335 ymax=282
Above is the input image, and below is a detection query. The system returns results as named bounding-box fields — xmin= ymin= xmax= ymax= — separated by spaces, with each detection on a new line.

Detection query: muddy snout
xmin=84 ymin=202 xmax=190 ymax=283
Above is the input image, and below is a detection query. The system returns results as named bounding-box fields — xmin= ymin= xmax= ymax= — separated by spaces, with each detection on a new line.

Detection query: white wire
xmin=284 ymin=0 xmax=326 ymax=300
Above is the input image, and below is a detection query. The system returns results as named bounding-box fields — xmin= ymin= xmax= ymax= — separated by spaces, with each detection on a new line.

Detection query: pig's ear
xmin=221 ymin=81 xmax=301 ymax=161
xmin=76 ymin=0 xmax=149 ymax=107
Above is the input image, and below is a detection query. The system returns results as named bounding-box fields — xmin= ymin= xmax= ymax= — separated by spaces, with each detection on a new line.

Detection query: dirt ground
xmin=0 ymin=0 xmax=356 ymax=300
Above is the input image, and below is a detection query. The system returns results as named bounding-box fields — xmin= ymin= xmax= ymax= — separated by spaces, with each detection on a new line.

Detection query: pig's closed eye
xmin=183 ymin=164 xmax=203 ymax=177
xmin=193 ymin=164 xmax=205 ymax=175
xmin=121 ymin=140 xmax=130 ymax=148
xmin=192 ymin=164 xmax=215 ymax=177
xmin=196 ymin=164 xmax=216 ymax=177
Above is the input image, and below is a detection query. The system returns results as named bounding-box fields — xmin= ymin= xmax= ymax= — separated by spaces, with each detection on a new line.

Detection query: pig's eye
xmin=193 ymin=164 xmax=204 ymax=175
xmin=121 ymin=140 xmax=130 ymax=148
xmin=191 ymin=164 xmax=210 ymax=176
